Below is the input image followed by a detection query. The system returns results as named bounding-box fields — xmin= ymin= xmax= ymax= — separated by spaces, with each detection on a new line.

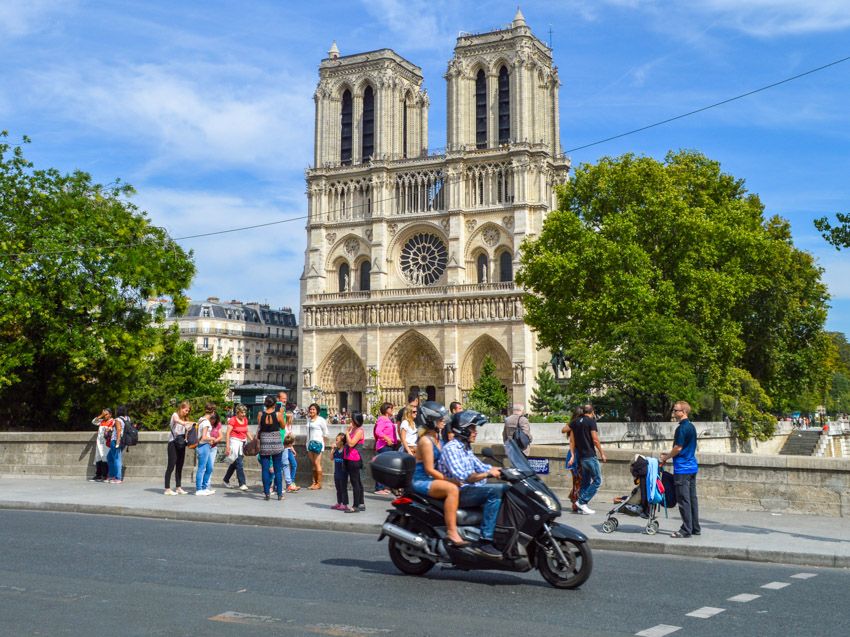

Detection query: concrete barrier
xmin=1 ymin=431 xmax=848 ymax=516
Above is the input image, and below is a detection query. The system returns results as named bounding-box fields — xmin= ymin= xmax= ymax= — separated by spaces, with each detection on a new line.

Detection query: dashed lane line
xmin=635 ymin=625 xmax=681 ymax=637
xmin=686 ymin=607 xmax=725 ymax=618
xmin=728 ymin=593 xmax=761 ymax=602
xmin=761 ymin=581 xmax=791 ymax=590
xmin=790 ymin=573 xmax=818 ymax=580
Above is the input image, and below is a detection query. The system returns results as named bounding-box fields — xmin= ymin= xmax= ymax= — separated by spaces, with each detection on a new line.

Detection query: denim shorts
xmin=412 ymin=478 xmax=433 ymax=496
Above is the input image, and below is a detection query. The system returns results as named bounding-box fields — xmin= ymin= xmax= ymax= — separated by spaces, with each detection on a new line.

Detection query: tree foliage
xmin=0 ymin=133 xmax=196 ymax=428
xmin=529 ymin=365 xmax=564 ymax=415
xmin=814 ymin=212 xmax=850 ymax=250
xmin=516 ymin=150 xmax=833 ymax=434
xmin=467 ymin=355 xmax=509 ymax=420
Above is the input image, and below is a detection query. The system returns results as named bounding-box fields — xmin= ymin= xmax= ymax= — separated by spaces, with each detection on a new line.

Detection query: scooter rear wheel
xmin=536 ymin=537 xmax=593 ymax=589
xmin=387 ymin=519 xmax=436 ymax=576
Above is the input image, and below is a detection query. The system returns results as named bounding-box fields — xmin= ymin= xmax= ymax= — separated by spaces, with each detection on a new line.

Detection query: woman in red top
xmin=222 ymin=404 xmax=253 ymax=491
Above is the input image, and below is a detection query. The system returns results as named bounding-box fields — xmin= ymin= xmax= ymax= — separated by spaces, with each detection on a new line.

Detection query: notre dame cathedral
xmin=299 ymin=8 xmax=569 ymax=413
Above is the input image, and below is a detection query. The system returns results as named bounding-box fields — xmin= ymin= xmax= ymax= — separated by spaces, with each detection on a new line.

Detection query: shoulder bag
xmin=243 ymin=431 xmax=260 ymax=457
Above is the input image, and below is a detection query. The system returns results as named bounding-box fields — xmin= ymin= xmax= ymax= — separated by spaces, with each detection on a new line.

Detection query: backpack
xmin=187 ymin=420 xmax=201 ymax=449
xmin=511 ymin=416 xmax=531 ymax=450
xmin=120 ymin=416 xmax=139 ymax=447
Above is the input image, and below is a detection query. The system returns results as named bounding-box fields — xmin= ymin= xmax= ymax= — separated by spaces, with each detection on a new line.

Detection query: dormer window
xmin=201 ymin=306 xmax=211 ymax=318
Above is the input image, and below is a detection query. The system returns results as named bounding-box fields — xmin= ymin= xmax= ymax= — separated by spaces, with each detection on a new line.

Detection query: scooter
xmin=372 ymin=439 xmax=593 ymax=589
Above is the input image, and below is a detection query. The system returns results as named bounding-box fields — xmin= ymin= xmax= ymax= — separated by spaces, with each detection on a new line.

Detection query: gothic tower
xmin=300 ymin=11 xmax=569 ymax=414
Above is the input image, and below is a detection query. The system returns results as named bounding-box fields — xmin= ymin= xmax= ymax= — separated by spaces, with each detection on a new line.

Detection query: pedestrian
xmin=566 ymin=403 xmax=606 ymax=514
xmin=165 ymin=400 xmax=194 ymax=495
xmin=343 ymin=411 xmax=366 ymax=512
xmin=503 ymin=403 xmax=533 ymax=455
xmin=331 ymin=433 xmax=349 ymax=510
xmin=283 ymin=432 xmax=300 ymax=492
xmin=90 ymin=408 xmax=113 ymax=482
xmin=561 ymin=406 xmax=584 ymax=512
xmin=661 ymin=401 xmax=701 ymax=538
xmin=195 ymin=402 xmax=217 ymax=496
xmin=395 ymin=390 xmax=420 ymax=426
xmin=399 ymin=403 xmax=418 ymax=454
xmin=257 ymin=394 xmax=286 ymax=501
xmin=373 ymin=402 xmax=397 ymax=495
xmin=222 ymin=404 xmax=252 ymax=491
xmin=106 ymin=404 xmax=128 ymax=484
xmin=305 ymin=402 xmax=329 ymax=489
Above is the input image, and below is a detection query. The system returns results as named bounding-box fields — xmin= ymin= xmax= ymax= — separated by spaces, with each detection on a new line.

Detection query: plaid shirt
xmin=437 ymin=439 xmax=491 ymax=489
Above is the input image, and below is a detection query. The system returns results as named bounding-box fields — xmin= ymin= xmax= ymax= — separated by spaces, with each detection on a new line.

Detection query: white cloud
xmin=0 ymin=0 xmax=75 ymax=38
xmin=358 ymin=0 xmax=457 ymax=52
xmin=133 ymin=187 xmax=306 ymax=310
xmin=25 ymin=60 xmax=316 ymax=175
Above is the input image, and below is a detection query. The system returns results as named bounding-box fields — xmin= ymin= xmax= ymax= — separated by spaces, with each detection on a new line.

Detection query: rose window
xmin=399 ymin=233 xmax=448 ymax=286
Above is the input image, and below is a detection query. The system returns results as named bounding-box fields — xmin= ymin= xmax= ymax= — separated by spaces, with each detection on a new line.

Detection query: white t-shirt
xmin=307 ymin=416 xmax=329 ymax=448
xmin=197 ymin=417 xmax=212 ymax=447
xmin=400 ymin=420 xmax=418 ymax=449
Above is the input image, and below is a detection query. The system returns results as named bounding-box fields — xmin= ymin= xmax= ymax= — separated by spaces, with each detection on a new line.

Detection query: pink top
xmin=210 ymin=423 xmax=222 ymax=448
xmin=228 ymin=416 xmax=248 ymax=440
xmin=344 ymin=428 xmax=364 ymax=461
xmin=374 ymin=416 xmax=397 ymax=451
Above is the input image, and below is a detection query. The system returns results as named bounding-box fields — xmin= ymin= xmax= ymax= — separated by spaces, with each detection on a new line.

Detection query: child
xmin=283 ymin=433 xmax=300 ymax=492
xmin=331 ymin=433 xmax=348 ymax=510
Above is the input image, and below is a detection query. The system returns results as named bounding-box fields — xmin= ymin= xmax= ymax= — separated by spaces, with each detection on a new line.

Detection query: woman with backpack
xmin=106 ymin=405 xmax=129 ymax=484
xmin=195 ymin=403 xmax=218 ymax=496
xmin=165 ymin=401 xmax=194 ymax=495
xmin=257 ymin=395 xmax=286 ymax=500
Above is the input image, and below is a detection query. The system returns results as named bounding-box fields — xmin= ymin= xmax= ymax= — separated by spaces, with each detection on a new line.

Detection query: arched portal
xmin=460 ymin=334 xmax=512 ymax=403
xmin=318 ymin=339 xmax=367 ymax=413
xmin=381 ymin=330 xmax=444 ymax=406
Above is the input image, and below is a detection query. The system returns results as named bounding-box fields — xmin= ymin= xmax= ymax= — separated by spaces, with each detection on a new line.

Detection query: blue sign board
xmin=527 ymin=458 xmax=550 ymax=474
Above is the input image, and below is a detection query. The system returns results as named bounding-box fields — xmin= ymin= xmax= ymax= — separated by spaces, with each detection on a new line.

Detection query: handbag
xmin=308 ymin=440 xmax=323 ymax=454
xmin=173 ymin=433 xmax=187 ymax=449
xmin=243 ymin=434 xmax=260 ymax=457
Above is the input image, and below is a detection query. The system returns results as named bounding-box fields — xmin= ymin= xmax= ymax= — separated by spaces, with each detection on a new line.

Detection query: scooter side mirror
xmin=480 ymin=447 xmax=503 ymax=466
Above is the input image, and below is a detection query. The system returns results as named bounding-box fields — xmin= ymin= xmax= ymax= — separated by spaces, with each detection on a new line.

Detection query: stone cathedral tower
xmin=299 ymin=9 xmax=570 ymax=413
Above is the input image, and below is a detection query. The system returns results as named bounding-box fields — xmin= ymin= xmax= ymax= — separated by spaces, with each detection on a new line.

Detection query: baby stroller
xmin=601 ymin=454 xmax=673 ymax=535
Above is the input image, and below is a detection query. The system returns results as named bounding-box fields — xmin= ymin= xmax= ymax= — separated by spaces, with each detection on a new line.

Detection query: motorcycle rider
xmin=437 ymin=410 xmax=509 ymax=558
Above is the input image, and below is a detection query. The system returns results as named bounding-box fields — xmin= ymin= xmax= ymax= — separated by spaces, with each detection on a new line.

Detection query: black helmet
xmin=416 ymin=401 xmax=449 ymax=431
xmin=449 ymin=410 xmax=487 ymax=443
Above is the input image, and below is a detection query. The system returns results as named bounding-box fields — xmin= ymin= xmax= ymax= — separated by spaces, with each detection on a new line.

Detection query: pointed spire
xmin=512 ymin=6 xmax=526 ymax=27
xmin=328 ymin=40 xmax=340 ymax=59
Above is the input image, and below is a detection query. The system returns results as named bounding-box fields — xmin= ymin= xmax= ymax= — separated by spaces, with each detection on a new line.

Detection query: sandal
xmin=671 ymin=531 xmax=691 ymax=538
xmin=344 ymin=507 xmax=359 ymax=513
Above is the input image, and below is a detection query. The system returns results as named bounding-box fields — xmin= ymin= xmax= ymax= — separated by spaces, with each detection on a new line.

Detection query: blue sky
xmin=2 ymin=0 xmax=848 ymax=334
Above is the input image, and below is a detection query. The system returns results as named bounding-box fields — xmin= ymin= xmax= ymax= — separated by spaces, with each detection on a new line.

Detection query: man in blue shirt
xmin=438 ymin=415 xmax=509 ymax=558
xmin=660 ymin=400 xmax=701 ymax=538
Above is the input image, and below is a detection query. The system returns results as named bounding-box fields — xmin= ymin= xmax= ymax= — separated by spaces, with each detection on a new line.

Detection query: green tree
xmin=516 ymin=150 xmax=832 ymax=433
xmin=467 ymin=355 xmax=509 ymax=420
xmin=530 ymin=365 xmax=564 ymax=415
xmin=130 ymin=327 xmax=230 ymax=429
xmin=814 ymin=212 xmax=850 ymax=249
xmin=0 ymin=133 xmax=195 ymax=428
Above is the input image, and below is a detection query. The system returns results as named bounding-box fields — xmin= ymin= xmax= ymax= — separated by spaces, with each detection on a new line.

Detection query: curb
xmin=1 ymin=500 xmax=845 ymax=569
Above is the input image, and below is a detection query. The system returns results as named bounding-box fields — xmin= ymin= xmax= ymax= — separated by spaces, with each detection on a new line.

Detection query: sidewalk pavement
xmin=1 ymin=478 xmax=847 ymax=569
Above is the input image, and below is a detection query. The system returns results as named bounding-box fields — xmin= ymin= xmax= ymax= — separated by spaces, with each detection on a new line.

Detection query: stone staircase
xmin=778 ymin=429 xmax=823 ymax=456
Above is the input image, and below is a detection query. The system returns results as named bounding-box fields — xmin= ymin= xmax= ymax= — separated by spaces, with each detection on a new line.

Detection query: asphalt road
xmin=0 ymin=511 xmax=844 ymax=636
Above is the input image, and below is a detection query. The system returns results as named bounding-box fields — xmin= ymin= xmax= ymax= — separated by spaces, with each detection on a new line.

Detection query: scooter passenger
xmin=438 ymin=411 xmax=509 ymax=558
xmin=410 ymin=401 xmax=467 ymax=548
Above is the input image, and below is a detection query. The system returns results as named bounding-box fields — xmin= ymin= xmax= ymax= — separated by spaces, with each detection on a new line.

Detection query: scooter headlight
xmin=534 ymin=490 xmax=560 ymax=513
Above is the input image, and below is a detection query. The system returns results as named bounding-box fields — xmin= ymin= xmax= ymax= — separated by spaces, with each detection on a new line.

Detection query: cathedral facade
xmin=299 ymin=9 xmax=569 ymax=413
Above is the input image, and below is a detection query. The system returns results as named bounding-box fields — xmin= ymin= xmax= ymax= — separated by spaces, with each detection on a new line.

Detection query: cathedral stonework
xmin=299 ymin=9 xmax=570 ymax=412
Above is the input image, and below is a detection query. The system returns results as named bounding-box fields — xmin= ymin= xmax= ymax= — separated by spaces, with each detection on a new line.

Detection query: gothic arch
xmin=317 ymin=338 xmax=368 ymax=412
xmin=325 ymin=233 xmax=369 ymax=272
xmin=492 ymin=58 xmax=513 ymax=75
xmin=464 ymin=222 xmax=511 ymax=262
xmin=355 ymin=77 xmax=377 ymax=96
xmin=460 ymin=335 xmax=512 ymax=396
xmin=381 ymin=330 xmax=444 ymax=406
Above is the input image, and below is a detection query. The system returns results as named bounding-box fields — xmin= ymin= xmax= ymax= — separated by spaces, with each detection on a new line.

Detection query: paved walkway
xmin=1 ymin=478 xmax=847 ymax=568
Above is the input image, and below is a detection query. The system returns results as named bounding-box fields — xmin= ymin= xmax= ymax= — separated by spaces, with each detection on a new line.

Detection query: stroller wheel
xmin=601 ymin=518 xmax=618 ymax=534
xmin=645 ymin=520 xmax=659 ymax=535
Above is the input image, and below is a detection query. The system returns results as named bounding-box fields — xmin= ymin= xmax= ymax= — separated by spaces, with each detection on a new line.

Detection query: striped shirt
xmin=437 ymin=439 xmax=491 ymax=489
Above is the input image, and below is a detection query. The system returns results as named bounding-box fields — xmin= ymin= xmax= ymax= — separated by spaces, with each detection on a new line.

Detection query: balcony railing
xmin=305 ymin=282 xmax=517 ymax=304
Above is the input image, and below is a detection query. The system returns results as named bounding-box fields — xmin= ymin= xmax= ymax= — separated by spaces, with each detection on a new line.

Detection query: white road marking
xmin=209 ymin=611 xmax=280 ymax=625
xmin=790 ymin=573 xmax=817 ymax=579
xmin=761 ymin=581 xmax=791 ymax=590
xmin=636 ymin=625 xmax=681 ymax=637
xmin=728 ymin=593 xmax=761 ymax=602
xmin=686 ymin=607 xmax=726 ymax=618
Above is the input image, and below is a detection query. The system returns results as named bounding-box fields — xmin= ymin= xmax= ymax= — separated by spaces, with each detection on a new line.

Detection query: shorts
xmin=412 ymin=478 xmax=433 ymax=496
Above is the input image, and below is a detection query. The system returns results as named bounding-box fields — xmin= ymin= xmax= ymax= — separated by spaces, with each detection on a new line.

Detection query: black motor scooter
xmin=371 ymin=439 xmax=592 ymax=589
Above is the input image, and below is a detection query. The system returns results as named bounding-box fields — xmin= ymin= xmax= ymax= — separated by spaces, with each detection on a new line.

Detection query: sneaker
xmin=287 ymin=485 xmax=301 ymax=492
xmin=577 ymin=503 xmax=594 ymax=515
xmin=89 ymin=477 xmax=99 ymax=482
xmin=111 ymin=479 xmax=122 ymax=484
xmin=195 ymin=490 xmax=210 ymax=496
xmin=164 ymin=489 xmax=177 ymax=496
xmin=472 ymin=540 xmax=502 ymax=558
xmin=206 ymin=489 xmax=216 ymax=494
xmin=238 ymin=485 xmax=249 ymax=491
xmin=222 ymin=480 xmax=232 ymax=489
xmin=176 ymin=488 xmax=187 ymax=495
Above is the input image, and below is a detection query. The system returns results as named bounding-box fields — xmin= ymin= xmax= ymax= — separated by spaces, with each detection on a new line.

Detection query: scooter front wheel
xmin=387 ymin=519 xmax=436 ymax=576
xmin=536 ymin=536 xmax=593 ymax=589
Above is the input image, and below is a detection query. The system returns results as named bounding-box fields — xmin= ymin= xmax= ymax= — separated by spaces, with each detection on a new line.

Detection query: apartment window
xmin=202 ymin=337 xmax=209 ymax=349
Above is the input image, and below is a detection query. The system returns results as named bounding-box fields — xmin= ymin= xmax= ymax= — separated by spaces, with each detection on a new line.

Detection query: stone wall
xmin=2 ymin=431 xmax=848 ymax=517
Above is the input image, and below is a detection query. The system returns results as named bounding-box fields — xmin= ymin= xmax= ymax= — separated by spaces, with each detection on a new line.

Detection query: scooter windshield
xmin=504 ymin=438 xmax=537 ymax=478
